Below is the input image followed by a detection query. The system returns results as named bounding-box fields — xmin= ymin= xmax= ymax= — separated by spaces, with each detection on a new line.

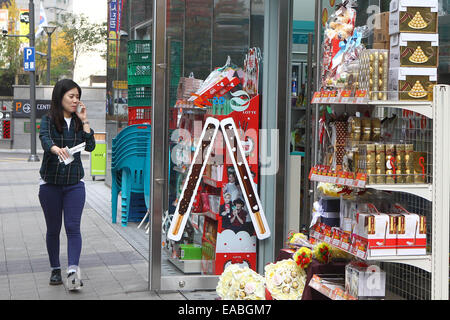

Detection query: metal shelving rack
xmin=311 ymin=85 xmax=450 ymax=300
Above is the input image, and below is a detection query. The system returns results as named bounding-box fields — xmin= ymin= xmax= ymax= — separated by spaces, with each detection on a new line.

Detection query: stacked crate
xmin=169 ymin=40 xmax=182 ymax=129
xmin=127 ymin=40 xmax=152 ymax=125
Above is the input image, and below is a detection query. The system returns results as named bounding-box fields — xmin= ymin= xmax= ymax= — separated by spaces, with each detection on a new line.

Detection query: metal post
xmin=273 ymin=0 xmax=292 ymax=258
xmin=46 ymin=33 xmax=51 ymax=85
xmin=302 ymin=33 xmax=314 ymax=227
xmin=149 ymin=0 xmax=167 ymax=291
xmin=28 ymin=0 xmax=39 ymax=162
xmin=312 ymin=0 xmax=322 ymax=168
xmin=431 ymin=85 xmax=450 ymax=300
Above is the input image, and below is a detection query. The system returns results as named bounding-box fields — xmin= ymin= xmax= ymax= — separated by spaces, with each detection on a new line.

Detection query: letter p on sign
xmin=24 ymin=47 xmax=35 ymax=72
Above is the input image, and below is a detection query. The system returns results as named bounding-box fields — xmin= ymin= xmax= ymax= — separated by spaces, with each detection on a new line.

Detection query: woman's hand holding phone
xmin=76 ymin=101 xmax=87 ymax=122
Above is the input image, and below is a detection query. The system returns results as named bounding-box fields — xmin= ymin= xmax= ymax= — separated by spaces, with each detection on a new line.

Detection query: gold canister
xmin=349 ymin=117 xmax=361 ymax=141
xmin=371 ymin=118 xmax=381 ymax=141
xmin=367 ymin=167 xmax=376 ymax=185
xmin=375 ymin=144 xmax=386 ymax=167
xmin=385 ymin=144 xmax=396 ymax=184
xmin=386 ymin=170 xmax=396 ymax=184
xmin=366 ymin=144 xmax=376 ymax=166
xmin=361 ymin=118 xmax=372 ymax=141
xmin=405 ymin=168 xmax=415 ymax=184
xmin=376 ymin=167 xmax=386 ymax=184
xmin=405 ymin=144 xmax=414 ymax=165
xmin=386 ymin=144 xmax=396 ymax=166
xmin=396 ymin=145 xmax=406 ymax=184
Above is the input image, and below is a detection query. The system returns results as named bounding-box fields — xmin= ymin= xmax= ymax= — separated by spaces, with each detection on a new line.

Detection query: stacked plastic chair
xmin=111 ymin=124 xmax=151 ymax=226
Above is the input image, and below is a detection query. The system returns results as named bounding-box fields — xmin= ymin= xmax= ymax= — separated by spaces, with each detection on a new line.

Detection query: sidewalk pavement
xmin=0 ymin=152 xmax=217 ymax=300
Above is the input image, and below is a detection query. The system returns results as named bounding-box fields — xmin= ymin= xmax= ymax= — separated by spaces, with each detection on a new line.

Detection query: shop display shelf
xmin=168 ymin=256 xmax=202 ymax=274
xmin=365 ymin=183 xmax=432 ymax=201
xmin=198 ymin=210 xmax=218 ymax=221
xmin=309 ymin=275 xmax=407 ymax=300
xmin=308 ymin=275 xmax=357 ymax=300
xmin=173 ymin=165 xmax=187 ymax=174
xmin=311 ymin=92 xmax=433 ymax=119
xmin=366 ymin=254 xmax=432 ymax=273
xmin=202 ymin=175 xmax=224 ymax=188
xmin=310 ymin=233 xmax=432 ymax=272
xmin=367 ymin=100 xmax=433 ymax=119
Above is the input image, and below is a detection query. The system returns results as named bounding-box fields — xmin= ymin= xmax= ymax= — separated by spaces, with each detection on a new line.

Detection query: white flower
xmin=264 ymin=259 xmax=306 ymax=300
xmin=244 ymin=282 xmax=256 ymax=294
xmin=216 ymin=264 xmax=265 ymax=300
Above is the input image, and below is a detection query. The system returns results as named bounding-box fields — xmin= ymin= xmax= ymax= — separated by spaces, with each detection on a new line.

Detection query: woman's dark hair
xmin=49 ymin=79 xmax=82 ymax=133
xmin=227 ymin=168 xmax=239 ymax=185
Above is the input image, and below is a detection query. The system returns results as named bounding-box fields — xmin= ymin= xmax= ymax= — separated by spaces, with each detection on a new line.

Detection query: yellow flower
xmin=313 ymin=242 xmax=332 ymax=264
xmin=293 ymin=247 xmax=313 ymax=269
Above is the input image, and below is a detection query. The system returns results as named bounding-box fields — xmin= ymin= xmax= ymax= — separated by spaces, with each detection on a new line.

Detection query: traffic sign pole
xmin=28 ymin=0 xmax=39 ymax=162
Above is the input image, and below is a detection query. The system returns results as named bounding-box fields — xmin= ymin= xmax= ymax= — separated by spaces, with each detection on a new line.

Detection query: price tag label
xmin=311 ymin=92 xmax=322 ymax=104
xmin=340 ymin=233 xmax=351 ymax=251
xmin=354 ymin=90 xmax=368 ymax=104
xmin=356 ymin=173 xmax=367 ymax=188
xmin=321 ymin=91 xmax=330 ymax=104
xmin=355 ymin=239 xmax=368 ymax=259
xmin=337 ymin=171 xmax=347 ymax=185
xmin=329 ymin=90 xmax=339 ymax=104
xmin=340 ymin=90 xmax=352 ymax=104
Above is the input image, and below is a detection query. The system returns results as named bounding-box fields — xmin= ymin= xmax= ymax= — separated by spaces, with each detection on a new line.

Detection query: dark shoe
xmin=49 ymin=269 xmax=63 ymax=285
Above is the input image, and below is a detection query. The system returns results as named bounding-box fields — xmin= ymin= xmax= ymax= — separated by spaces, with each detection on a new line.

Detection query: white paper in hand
xmin=58 ymin=142 xmax=86 ymax=165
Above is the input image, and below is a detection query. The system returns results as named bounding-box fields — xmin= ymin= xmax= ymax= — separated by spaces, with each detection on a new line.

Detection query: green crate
xmin=128 ymin=52 xmax=152 ymax=63
xmin=128 ymin=85 xmax=152 ymax=106
xmin=128 ymin=40 xmax=152 ymax=54
xmin=179 ymin=244 xmax=202 ymax=260
xmin=127 ymin=63 xmax=152 ymax=86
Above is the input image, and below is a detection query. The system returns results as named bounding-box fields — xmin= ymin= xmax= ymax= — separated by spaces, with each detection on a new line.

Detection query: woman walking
xmin=38 ymin=79 xmax=96 ymax=291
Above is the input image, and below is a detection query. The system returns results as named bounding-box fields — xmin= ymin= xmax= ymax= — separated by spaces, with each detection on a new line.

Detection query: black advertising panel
xmin=13 ymin=100 xmax=51 ymax=118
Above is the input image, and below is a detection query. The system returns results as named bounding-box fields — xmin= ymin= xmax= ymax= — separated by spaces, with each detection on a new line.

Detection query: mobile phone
xmin=77 ymin=103 xmax=82 ymax=114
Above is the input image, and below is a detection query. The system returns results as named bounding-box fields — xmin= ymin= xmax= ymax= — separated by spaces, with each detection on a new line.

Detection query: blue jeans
xmin=38 ymin=181 xmax=85 ymax=269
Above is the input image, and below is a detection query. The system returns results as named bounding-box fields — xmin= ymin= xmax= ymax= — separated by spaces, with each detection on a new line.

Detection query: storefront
xmin=106 ymin=0 xmax=449 ymax=300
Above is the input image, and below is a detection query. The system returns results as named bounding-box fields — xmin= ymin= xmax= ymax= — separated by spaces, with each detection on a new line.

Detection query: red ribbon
xmin=419 ymin=157 xmax=425 ymax=178
xmin=390 ymin=158 xmax=397 ymax=175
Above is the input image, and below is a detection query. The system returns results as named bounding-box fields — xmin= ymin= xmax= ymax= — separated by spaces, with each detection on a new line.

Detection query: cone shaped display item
xmin=409 ymin=46 xmax=429 ymax=64
xmin=168 ymin=117 xmax=221 ymax=241
xmin=408 ymin=11 xmax=428 ymax=30
xmin=408 ymin=81 xmax=427 ymax=99
xmin=220 ymin=118 xmax=270 ymax=240
xmin=167 ymin=117 xmax=271 ymax=242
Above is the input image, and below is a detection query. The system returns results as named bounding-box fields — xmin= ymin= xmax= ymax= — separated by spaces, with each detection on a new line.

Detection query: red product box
xmin=331 ymin=228 xmax=342 ymax=248
xmin=323 ymin=224 xmax=333 ymax=244
xmin=355 ymin=212 xmax=397 ymax=257
xmin=340 ymin=232 xmax=352 ymax=252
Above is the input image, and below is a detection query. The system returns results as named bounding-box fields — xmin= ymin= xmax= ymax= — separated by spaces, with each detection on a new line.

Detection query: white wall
xmin=72 ymin=0 xmax=107 ymax=86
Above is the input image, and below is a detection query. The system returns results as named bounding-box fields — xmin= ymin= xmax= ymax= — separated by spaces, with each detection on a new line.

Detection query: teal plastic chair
xmin=112 ymin=151 xmax=149 ymax=226
xmin=111 ymin=125 xmax=151 ymax=226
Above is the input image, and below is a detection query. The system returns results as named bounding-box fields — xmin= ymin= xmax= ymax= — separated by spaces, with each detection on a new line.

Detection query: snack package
xmin=359 ymin=49 xmax=389 ymax=101
xmin=320 ymin=1 xmax=358 ymax=89
xmin=189 ymin=56 xmax=241 ymax=108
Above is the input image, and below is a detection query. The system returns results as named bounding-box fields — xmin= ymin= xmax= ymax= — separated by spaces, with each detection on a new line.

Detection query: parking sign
xmin=24 ymin=47 xmax=35 ymax=72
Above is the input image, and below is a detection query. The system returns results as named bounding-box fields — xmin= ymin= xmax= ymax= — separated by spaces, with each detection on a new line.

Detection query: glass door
xmin=150 ymin=0 xmax=268 ymax=291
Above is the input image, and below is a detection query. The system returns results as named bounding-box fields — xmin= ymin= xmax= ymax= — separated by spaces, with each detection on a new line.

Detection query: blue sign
xmin=24 ymin=47 xmax=35 ymax=72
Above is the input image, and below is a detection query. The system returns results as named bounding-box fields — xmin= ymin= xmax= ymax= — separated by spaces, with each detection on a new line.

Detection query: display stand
xmin=168 ymin=95 xmax=266 ymax=276
xmin=309 ymin=85 xmax=450 ymax=300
